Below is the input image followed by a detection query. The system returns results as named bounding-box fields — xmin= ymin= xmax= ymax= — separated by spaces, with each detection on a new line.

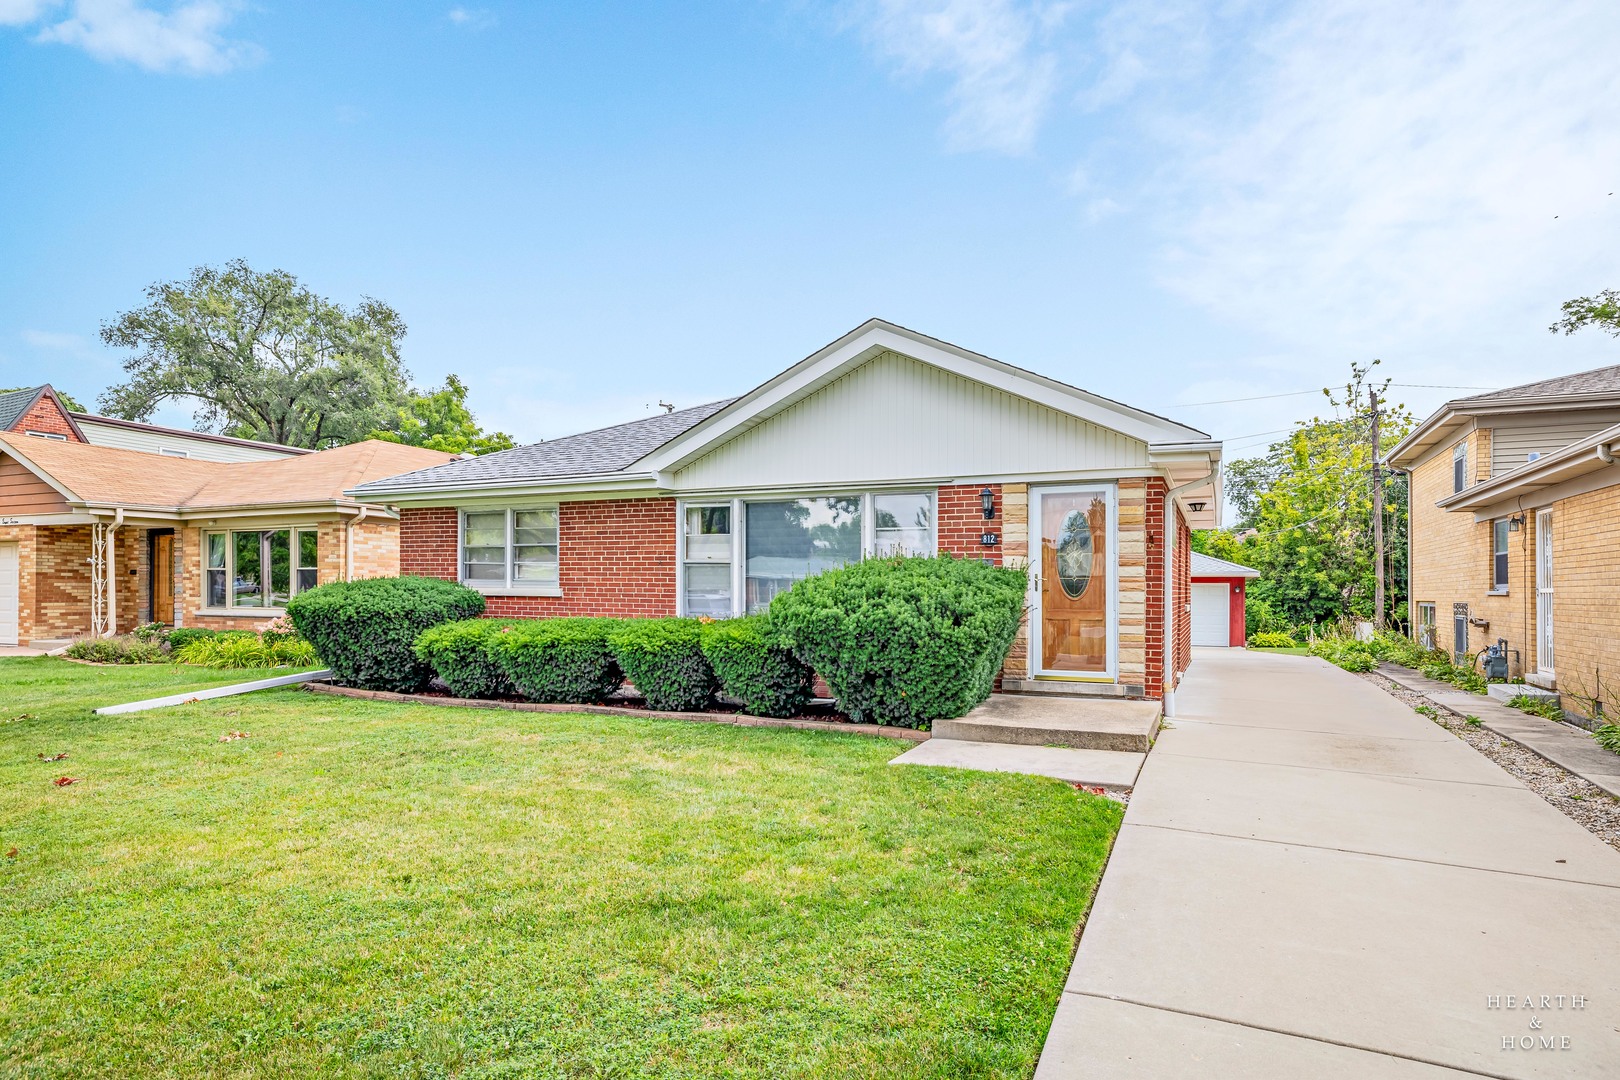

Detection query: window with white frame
xmin=1453 ymin=440 xmax=1468 ymax=493
xmin=1491 ymin=519 xmax=1510 ymax=592
xmin=461 ymin=508 xmax=559 ymax=590
xmin=205 ymin=528 xmax=320 ymax=609
xmin=678 ymin=491 xmax=935 ymax=616
xmin=1416 ymin=602 xmax=1436 ymax=650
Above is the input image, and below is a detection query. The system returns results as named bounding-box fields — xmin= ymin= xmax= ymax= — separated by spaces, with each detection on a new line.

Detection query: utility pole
xmin=1370 ymin=385 xmax=1385 ymax=629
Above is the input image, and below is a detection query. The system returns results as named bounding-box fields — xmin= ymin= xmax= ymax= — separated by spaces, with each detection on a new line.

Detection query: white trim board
xmin=94 ymin=669 xmax=333 ymax=715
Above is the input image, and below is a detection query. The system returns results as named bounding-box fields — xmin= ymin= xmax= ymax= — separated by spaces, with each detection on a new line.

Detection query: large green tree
xmin=98 ymin=260 xmax=412 ymax=449
xmin=369 ymin=374 xmax=517 ymax=455
xmin=1550 ymin=289 xmax=1620 ymax=338
xmin=1194 ymin=362 xmax=1413 ymax=632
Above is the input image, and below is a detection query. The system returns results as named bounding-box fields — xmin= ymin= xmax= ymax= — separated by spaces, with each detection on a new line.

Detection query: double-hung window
xmin=679 ymin=491 xmax=936 ymax=617
xmin=205 ymin=528 xmax=319 ymax=609
xmin=1416 ymin=602 xmax=1436 ymax=650
xmin=1490 ymin=519 xmax=1510 ymax=592
xmin=461 ymin=508 xmax=559 ymax=591
xmin=1453 ymin=440 xmax=1468 ymax=493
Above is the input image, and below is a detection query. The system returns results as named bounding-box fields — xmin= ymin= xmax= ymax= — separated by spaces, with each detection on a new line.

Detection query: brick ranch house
xmin=1389 ymin=364 xmax=1620 ymax=723
xmin=352 ymin=320 xmax=1222 ymax=704
xmin=0 ymin=390 xmax=451 ymax=646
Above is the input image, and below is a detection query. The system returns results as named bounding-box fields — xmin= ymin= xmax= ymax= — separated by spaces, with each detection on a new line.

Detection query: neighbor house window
xmin=205 ymin=528 xmax=320 ymax=609
xmin=1453 ymin=440 xmax=1468 ymax=493
xmin=24 ymin=430 xmax=67 ymax=441
xmin=683 ymin=505 xmax=732 ymax=617
xmin=460 ymin=508 xmax=559 ymax=591
xmin=677 ymin=492 xmax=935 ymax=616
xmin=158 ymin=447 xmax=190 ymax=458
xmin=1491 ymin=519 xmax=1510 ymax=592
xmin=1416 ymin=603 xmax=1436 ymax=650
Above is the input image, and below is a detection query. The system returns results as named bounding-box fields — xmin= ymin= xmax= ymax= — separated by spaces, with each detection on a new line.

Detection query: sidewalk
xmin=1035 ymin=648 xmax=1620 ymax=1079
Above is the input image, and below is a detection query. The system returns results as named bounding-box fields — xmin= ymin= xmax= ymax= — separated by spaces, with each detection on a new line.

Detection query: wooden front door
xmin=151 ymin=532 xmax=175 ymax=626
xmin=1033 ymin=485 xmax=1114 ymax=678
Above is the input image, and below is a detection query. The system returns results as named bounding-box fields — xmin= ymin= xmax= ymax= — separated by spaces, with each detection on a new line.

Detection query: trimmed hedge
xmin=287 ymin=576 xmax=485 ymax=692
xmin=415 ymin=618 xmax=524 ymax=699
xmin=1248 ymin=631 xmax=1299 ymax=649
xmin=700 ymin=615 xmax=813 ymax=718
xmin=491 ymin=618 xmax=626 ymax=703
xmin=609 ymin=618 xmax=718 ymax=712
xmin=769 ymin=555 xmax=1027 ymax=728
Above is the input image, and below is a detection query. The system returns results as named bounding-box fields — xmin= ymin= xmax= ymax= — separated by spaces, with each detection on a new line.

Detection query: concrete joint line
xmin=1166 ymin=718 xmax=1452 ymax=742
xmin=1125 ymin=823 xmax=1620 ymax=890
xmin=1149 ymin=750 xmax=1523 ymax=790
xmin=1066 ymin=991 xmax=1522 ymax=1080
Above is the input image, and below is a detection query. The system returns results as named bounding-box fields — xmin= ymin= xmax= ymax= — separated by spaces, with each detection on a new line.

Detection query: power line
xmin=1178 ymin=381 xmax=1500 ymax=408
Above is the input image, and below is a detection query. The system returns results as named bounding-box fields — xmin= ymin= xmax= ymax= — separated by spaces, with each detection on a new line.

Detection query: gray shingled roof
xmin=1191 ymin=551 xmax=1260 ymax=578
xmin=0 ymin=386 xmax=46 ymax=431
xmin=351 ymin=398 xmax=738 ymax=493
xmin=1456 ymin=365 xmax=1620 ymax=405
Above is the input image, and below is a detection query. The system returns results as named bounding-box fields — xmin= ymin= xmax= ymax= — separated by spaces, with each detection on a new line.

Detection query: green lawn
xmin=0 ymin=658 xmax=1122 ymax=1079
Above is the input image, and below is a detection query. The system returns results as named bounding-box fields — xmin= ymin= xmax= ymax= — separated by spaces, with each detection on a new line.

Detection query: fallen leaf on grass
xmin=1069 ymin=783 xmax=1109 ymax=796
xmin=218 ymin=731 xmax=251 ymax=742
xmin=3 ymin=714 xmax=34 ymax=724
xmin=53 ymin=777 xmax=80 ymax=787
xmin=36 ymin=752 xmax=69 ymax=762
xmin=5 ymin=848 xmax=17 ymax=859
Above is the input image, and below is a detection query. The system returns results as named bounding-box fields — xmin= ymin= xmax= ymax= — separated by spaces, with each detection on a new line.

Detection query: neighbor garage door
xmin=1190 ymin=581 xmax=1232 ymax=647
xmin=0 ymin=543 xmax=18 ymax=646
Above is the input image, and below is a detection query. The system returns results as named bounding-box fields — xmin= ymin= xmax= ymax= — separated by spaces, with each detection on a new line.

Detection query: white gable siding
xmin=75 ymin=418 xmax=301 ymax=463
xmin=672 ymin=350 xmax=1149 ymax=491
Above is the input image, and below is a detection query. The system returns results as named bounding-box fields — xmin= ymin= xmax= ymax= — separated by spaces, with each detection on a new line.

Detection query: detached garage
xmin=1190 ymin=551 xmax=1260 ymax=647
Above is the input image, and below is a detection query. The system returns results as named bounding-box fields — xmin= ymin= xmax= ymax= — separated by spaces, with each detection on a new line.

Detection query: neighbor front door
xmin=1031 ymin=485 xmax=1115 ymax=680
xmin=151 ymin=532 xmax=174 ymax=626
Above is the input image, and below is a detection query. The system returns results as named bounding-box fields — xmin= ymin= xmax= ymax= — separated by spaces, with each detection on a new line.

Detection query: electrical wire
xmin=1177 ymin=381 xmax=1499 ymax=408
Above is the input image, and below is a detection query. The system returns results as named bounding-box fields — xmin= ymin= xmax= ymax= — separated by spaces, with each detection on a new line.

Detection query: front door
xmin=1536 ymin=510 xmax=1554 ymax=675
xmin=1032 ymin=485 xmax=1115 ymax=679
xmin=151 ymin=532 xmax=175 ymax=626
xmin=0 ymin=542 xmax=18 ymax=646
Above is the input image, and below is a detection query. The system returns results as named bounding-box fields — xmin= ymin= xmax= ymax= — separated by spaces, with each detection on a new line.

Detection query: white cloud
xmin=1154 ymin=0 xmax=1620 ymax=351
xmin=846 ymin=0 xmax=1074 ymax=154
xmin=9 ymin=0 xmax=260 ymax=74
xmin=447 ymin=6 xmax=495 ymax=31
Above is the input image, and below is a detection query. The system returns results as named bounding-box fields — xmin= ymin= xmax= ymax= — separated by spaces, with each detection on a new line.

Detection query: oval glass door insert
xmin=1056 ymin=510 xmax=1094 ymax=598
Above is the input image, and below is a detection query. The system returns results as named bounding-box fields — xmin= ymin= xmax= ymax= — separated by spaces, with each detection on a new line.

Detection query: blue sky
xmin=2 ymin=1 xmax=1618 ymax=459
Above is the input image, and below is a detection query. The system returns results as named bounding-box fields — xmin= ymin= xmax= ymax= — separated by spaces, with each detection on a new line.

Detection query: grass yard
xmin=0 ymin=658 xmax=1122 ymax=1079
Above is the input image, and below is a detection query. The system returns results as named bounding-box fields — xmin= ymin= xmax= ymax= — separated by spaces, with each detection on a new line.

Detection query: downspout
xmin=1161 ymin=471 xmax=1214 ymax=718
xmin=344 ymin=505 xmax=371 ymax=582
xmin=104 ymin=507 xmax=124 ymax=638
xmin=1597 ymin=442 xmax=1616 ymax=465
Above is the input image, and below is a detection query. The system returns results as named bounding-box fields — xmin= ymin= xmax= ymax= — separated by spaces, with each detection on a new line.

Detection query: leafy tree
xmin=1197 ymin=361 xmax=1413 ymax=632
xmin=1 ymin=387 xmax=86 ymax=413
xmin=97 ymin=260 xmax=412 ymax=449
xmin=370 ymin=374 xmax=516 ymax=455
xmin=1550 ymin=289 xmax=1620 ymax=337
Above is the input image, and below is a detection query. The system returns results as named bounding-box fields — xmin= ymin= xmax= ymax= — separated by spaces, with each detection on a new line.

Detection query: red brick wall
xmin=1144 ymin=478 xmax=1167 ymax=698
xmin=400 ymin=499 xmax=678 ymax=618
xmin=11 ymin=394 xmax=81 ymax=441
xmin=937 ymin=483 xmax=1002 ymax=563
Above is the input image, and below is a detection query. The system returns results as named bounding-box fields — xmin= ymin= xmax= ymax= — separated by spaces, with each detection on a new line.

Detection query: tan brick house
xmin=0 ymin=401 xmax=451 ymax=646
xmin=353 ymin=320 xmax=1221 ymax=703
xmin=1390 ymin=365 xmax=1620 ymax=720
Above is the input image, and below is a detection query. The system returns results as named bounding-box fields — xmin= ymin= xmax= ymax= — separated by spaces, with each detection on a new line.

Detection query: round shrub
xmin=492 ymin=618 xmax=625 ymax=703
xmin=415 ymin=618 xmax=523 ymax=699
xmin=609 ymin=618 xmax=718 ymax=712
xmin=1248 ymin=631 xmax=1298 ymax=649
xmin=286 ymin=576 xmax=485 ymax=692
xmin=700 ymin=616 xmax=813 ymax=718
xmin=768 ymin=555 xmax=1027 ymax=728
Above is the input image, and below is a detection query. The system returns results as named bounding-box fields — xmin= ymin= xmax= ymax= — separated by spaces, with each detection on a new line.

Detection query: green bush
xmin=1594 ymin=724 xmax=1620 ymax=755
xmin=1308 ymin=635 xmax=1378 ymax=673
xmin=165 ymin=627 xmax=220 ymax=652
xmin=769 ymin=555 xmax=1027 ymax=729
xmin=609 ymin=619 xmax=718 ymax=712
xmin=1248 ymin=631 xmax=1298 ymax=649
xmin=175 ymin=634 xmax=276 ymax=668
xmin=64 ymin=636 xmax=167 ymax=664
xmin=1507 ymin=694 xmax=1564 ymax=721
xmin=492 ymin=618 xmax=625 ymax=703
xmin=286 ymin=576 xmax=485 ymax=693
xmin=700 ymin=615 xmax=814 ymax=718
xmin=415 ymin=618 xmax=523 ymax=699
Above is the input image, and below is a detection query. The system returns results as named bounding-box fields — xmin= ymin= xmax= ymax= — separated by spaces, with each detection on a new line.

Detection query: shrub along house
xmin=1390 ymin=364 xmax=1620 ymax=722
xmin=352 ymin=320 xmax=1222 ymax=704
xmin=0 ymin=407 xmax=451 ymax=646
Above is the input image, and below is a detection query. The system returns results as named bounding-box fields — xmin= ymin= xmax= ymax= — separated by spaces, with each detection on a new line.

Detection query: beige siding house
xmin=1390 ymin=365 xmax=1620 ymax=723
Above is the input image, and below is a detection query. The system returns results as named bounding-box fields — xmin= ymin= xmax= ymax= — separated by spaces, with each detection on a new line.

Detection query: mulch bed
xmin=302 ymin=681 xmax=929 ymax=742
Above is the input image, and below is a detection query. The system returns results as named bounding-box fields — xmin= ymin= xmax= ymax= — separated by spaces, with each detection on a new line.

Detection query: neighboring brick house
xmin=1389 ymin=365 xmax=1620 ymax=723
xmin=353 ymin=320 xmax=1220 ymax=703
xmin=0 ymin=400 xmax=451 ymax=645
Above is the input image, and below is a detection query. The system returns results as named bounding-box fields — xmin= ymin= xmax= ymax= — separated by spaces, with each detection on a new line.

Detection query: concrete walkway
xmin=1036 ymin=648 xmax=1620 ymax=1079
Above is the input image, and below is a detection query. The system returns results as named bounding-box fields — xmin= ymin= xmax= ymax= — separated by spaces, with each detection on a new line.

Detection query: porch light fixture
xmin=1508 ymin=514 xmax=1525 ymax=532
xmin=1188 ymin=500 xmax=1208 ymax=513
xmin=980 ymin=487 xmax=996 ymax=519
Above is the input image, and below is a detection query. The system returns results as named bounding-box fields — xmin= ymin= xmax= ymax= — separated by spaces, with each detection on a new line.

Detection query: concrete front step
xmin=891 ymin=738 xmax=1145 ymax=789
xmin=1001 ymin=678 xmax=1144 ymax=699
xmin=935 ymin=693 xmax=1162 ymax=752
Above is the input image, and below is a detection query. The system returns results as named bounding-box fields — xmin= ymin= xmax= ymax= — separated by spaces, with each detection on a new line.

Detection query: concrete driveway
xmin=1036 ymin=648 xmax=1620 ymax=1079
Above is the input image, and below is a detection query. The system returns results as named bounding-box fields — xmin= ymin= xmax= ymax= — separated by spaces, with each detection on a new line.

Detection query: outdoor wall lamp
xmin=980 ymin=487 xmax=996 ymax=519
xmin=1509 ymin=514 xmax=1525 ymax=531
xmin=1189 ymin=500 xmax=1208 ymax=513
